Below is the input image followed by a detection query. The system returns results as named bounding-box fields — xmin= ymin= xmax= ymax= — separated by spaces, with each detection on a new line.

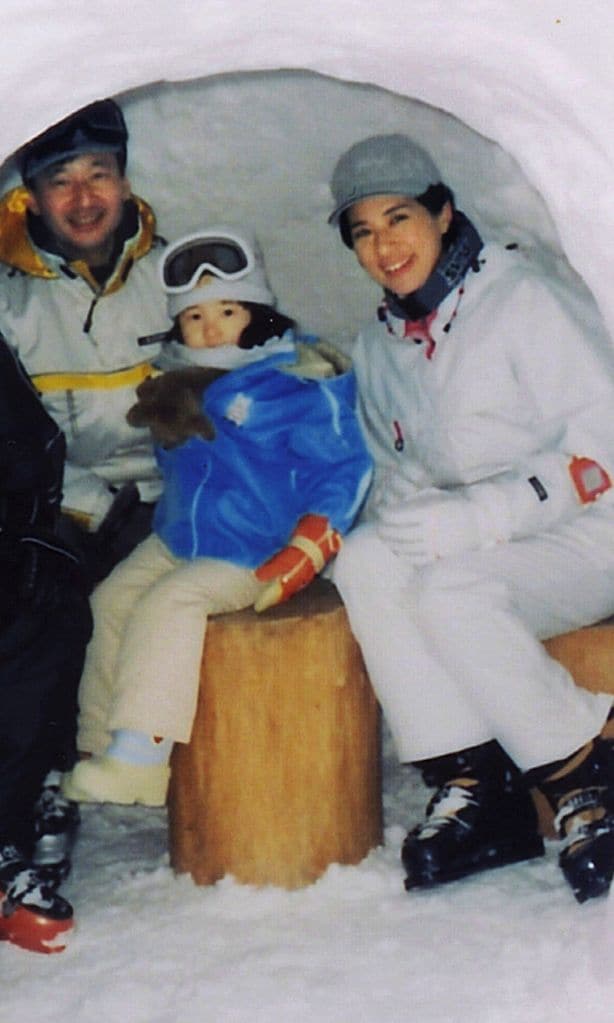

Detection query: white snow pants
xmin=77 ymin=534 xmax=263 ymax=754
xmin=331 ymin=512 xmax=614 ymax=770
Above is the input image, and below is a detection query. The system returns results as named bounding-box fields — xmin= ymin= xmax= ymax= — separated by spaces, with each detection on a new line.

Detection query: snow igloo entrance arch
xmin=0 ymin=68 xmax=595 ymax=350
xmin=2 ymin=2 xmax=613 ymax=338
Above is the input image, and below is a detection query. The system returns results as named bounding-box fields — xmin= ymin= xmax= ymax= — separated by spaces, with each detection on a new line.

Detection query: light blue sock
xmin=106 ymin=729 xmax=173 ymax=766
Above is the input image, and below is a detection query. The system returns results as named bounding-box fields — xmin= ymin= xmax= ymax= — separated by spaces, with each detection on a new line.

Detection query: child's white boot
xmin=61 ymin=757 xmax=170 ymax=806
xmin=61 ymin=730 xmax=173 ymax=806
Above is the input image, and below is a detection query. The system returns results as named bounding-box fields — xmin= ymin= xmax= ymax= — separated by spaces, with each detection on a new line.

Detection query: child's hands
xmin=127 ymin=367 xmax=226 ymax=448
xmin=254 ymin=514 xmax=342 ymax=612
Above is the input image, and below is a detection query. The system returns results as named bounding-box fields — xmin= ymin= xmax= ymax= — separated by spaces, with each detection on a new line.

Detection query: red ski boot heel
xmin=0 ymin=894 xmax=73 ymax=954
xmin=0 ymin=845 xmax=74 ymax=953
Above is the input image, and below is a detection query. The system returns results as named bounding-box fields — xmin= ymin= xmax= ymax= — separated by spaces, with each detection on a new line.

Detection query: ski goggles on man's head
xmin=160 ymin=231 xmax=255 ymax=294
xmin=18 ymin=99 xmax=128 ymax=183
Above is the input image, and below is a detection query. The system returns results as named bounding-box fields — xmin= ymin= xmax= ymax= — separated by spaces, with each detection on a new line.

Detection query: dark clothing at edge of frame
xmin=0 ymin=336 xmax=92 ymax=847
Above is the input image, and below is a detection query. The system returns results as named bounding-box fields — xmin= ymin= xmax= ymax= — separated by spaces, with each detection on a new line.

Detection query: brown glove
xmin=126 ymin=367 xmax=227 ymax=448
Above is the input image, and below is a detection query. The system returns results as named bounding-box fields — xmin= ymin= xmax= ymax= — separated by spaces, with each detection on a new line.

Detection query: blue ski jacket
xmin=153 ymin=335 xmax=373 ymax=565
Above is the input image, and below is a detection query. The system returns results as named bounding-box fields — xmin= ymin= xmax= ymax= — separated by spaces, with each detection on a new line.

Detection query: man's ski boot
xmin=402 ymin=740 xmax=544 ymax=890
xmin=527 ymin=735 xmax=614 ymax=903
xmin=0 ymin=845 xmax=73 ymax=953
xmin=32 ymin=770 xmax=80 ymax=879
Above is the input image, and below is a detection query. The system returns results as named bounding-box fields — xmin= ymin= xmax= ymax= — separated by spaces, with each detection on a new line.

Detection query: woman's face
xmin=347 ymin=194 xmax=452 ymax=297
xmin=178 ymin=299 xmax=251 ymax=349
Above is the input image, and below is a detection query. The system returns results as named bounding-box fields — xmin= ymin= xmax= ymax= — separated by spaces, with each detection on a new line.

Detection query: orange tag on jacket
xmin=569 ymin=456 xmax=612 ymax=504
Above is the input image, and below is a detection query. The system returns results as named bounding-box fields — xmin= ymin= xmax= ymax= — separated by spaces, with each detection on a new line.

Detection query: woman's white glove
xmin=374 ymin=452 xmax=612 ymax=567
xmin=376 ymin=487 xmax=497 ymax=566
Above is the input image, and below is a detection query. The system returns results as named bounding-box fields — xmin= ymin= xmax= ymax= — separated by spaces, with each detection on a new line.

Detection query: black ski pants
xmin=0 ymin=588 xmax=92 ymax=848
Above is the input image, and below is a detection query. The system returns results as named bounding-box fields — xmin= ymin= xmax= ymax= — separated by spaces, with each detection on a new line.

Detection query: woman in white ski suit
xmin=328 ymin=133 xmax=614 ymax=904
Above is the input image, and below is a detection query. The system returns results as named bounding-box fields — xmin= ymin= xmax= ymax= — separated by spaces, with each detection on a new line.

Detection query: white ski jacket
xmin=0 ymin=186 xmax=169 ymax=529
xmin=352 ymin=242 xmax=614 ymax=540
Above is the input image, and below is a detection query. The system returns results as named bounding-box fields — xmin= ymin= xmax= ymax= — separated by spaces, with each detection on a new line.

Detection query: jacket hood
xmin=0 ymin=185 xmax=158 ymax=292
xmin=282 ymin=339 xmax=352 ymax=380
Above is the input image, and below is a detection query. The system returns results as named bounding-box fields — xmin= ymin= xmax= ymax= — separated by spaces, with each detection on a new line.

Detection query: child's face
xmin=178 ymin=300 xmax=252 ymax=349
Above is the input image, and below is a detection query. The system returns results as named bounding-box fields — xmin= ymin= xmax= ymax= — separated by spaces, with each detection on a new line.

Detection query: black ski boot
xmin=0 ymin=844 xmax=73 ymax=953
xmin=526 ymin=736 xmax=614 ymax=904
xmin=31 ymin=770 xmax=79 ymax=880
xmin=402 ymin=740 xmax=544 ymax=890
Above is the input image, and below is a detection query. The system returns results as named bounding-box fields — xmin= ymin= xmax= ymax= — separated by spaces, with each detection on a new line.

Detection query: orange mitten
xmin=254 ymin=514 xmax=342 ymax=612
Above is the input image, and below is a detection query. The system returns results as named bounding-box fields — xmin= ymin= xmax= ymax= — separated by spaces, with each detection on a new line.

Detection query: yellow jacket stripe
xmin=32 ymin=362 xmax=157 ymax=394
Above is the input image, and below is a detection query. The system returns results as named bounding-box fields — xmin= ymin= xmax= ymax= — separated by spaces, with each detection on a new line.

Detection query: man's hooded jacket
xmin=0 ymin=187 xmax=169 ymax=529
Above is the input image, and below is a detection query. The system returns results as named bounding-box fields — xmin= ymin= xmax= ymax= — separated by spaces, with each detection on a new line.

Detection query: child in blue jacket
xmin=62 ymin=227 xmax=372 ymax=807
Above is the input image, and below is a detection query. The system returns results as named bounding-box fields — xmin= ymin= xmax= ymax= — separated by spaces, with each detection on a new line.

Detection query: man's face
xmin=26 ymin=152 xmax=130 ymax=266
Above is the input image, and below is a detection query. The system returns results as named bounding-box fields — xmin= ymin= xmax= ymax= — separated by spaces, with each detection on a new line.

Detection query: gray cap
xmin=328 ymin=133 xmax=441 ymax=225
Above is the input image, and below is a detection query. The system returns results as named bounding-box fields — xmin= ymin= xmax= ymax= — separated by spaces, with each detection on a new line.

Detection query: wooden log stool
xmin=167 ymin=579 xmax=382 ymax=889
xmin=536 ymin=619 xmax=614 ymax=836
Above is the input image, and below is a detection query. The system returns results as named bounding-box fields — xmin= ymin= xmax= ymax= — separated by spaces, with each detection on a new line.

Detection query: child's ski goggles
xmin=160 ymin=231 xmax=255 ymax=294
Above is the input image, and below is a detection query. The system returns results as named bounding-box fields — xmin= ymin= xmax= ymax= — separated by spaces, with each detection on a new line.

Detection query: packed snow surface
xmin=3 ymin=736 xmax=613 ymax=1022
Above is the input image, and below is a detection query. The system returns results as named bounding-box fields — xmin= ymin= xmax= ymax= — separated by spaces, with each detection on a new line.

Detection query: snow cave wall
xmin=0 ymin=0 xmax=612 ymax=344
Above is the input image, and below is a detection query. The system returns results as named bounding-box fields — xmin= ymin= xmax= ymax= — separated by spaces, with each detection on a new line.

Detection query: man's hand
xmin=94 ymin=482 xmax=141 ymax=545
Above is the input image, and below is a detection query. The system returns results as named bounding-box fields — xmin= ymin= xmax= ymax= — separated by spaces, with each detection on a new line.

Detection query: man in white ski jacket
xmin=0 ymin=99 xmax=169 ymax=586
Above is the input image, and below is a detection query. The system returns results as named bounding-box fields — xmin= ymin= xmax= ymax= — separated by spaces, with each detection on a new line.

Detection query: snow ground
xmin=3 ymin=729 xmax=613 ymax=1023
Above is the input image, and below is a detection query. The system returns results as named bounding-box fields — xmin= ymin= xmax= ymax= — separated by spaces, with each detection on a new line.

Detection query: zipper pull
xmin=393 ymin=420 xmax=404 ymax=452
xmin=83 ymin=295 xmax=100 ymax=333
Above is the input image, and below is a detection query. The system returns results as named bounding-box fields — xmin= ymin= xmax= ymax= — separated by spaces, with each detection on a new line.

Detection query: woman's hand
xmin=376 ymin=487 xmax=486 ymax=565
